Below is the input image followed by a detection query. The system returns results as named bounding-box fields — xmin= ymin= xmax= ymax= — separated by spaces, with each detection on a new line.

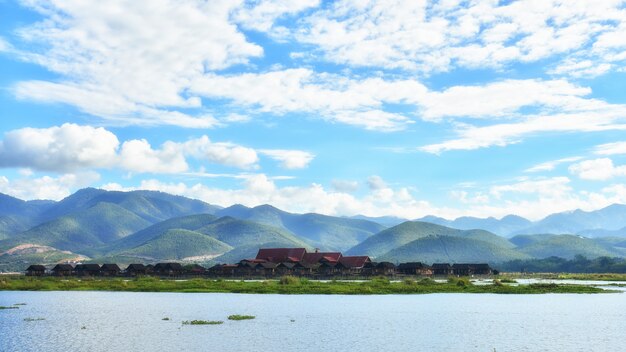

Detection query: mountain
xmin=103 ymin=214 xmax=219 ymax=253
xmin=416 ymin=214 xmax=532 ymax=237
xmin=38 ymin=188 xmax=220 ymax=224
xmin=378 ymin=235 xmax=530 ymax=263
xmin=105 ymin=215 xmax=312 ymax=263
xmin=0 ymin=193 xmax=55 ymax=239
xmin=216 ymin=204 xmax=385 ymax=251
xmin=348 ymin=215 xmax=407 ymax=227
xmin=518 ymin=204 xmax=626 ymax=235
xmin=119 ymin=229 xmax=233 ymax=261
xmin=511 ymin=234 xmax=626 ymax=259
xmin=0 ymin=202 xmax=151 ymax=254
xmin=346 ymin=221 xmax=514 ymax=259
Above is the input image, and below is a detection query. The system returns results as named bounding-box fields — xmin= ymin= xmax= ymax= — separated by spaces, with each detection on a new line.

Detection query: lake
xmin=1 ymin=291 xmax=624 ymax=352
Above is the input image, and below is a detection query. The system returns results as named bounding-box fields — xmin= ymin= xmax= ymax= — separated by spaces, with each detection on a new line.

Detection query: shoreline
xmin=0 ymin=276 xmax=612 ymax=294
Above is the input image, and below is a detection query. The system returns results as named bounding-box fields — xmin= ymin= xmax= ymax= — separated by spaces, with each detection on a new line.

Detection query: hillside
xmin=378 ymin=235 xmax=530 ymax=263
xmin=120 ymin=229 xmax=233 ymax=261
xmin=512 ymin=234 xmax=626 ymax=259
xmin=518 ymin=204 xmax=626 ymax=235
xmin=216 ymin=204 xmax=385 ymax=250
xmin=417 ymin=214 xmax=532 ymax=237
xmin=0 ymin=202 xmax=151 ymax=254
xmin=346 ymin=221 xmax=511 ymax=258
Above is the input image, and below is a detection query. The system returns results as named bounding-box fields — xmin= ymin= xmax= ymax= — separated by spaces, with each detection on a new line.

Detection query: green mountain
xmin=0 ymin=244 xmax=87 ymax=272
xmin=378 ymin=235 xmax=530 ymax=263
xmin=0 ymin=202 xmax=151 ymax=254
xmin=347 ymin=221 xmax=511 ymax=258
xmin=511 ymin=234 xmax=626 ymax=259
xmin=216 ymin=204 xmax=385 ymax=251
xmin=120 ymin=229 xmax=233 ymax=261
xmin=103 ymin=214 xmax=219 ymax=254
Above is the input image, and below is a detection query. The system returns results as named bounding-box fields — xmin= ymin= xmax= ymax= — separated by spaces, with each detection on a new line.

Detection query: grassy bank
xmin=501 ymin=273 xmax=626 ymax=281
xmin=0 ymin=276 xmax=609 ymax=294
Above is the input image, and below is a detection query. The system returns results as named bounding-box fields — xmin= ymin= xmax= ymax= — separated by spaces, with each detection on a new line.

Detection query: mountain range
xmin=1 ymin=188 xmax=626 ymax=271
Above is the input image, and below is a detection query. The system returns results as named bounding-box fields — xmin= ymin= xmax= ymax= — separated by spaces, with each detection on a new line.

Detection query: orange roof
xmin=255 ymin=248 xmax=307 ymax=263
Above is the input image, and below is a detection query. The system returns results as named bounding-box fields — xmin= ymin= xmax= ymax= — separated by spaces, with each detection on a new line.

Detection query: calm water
xmin=1 ymin=291 xmax=625 ymax=352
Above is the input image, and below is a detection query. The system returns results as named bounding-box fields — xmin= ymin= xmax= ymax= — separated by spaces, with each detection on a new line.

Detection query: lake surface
xmin=1 ymin=291 xmax=625 ymax=352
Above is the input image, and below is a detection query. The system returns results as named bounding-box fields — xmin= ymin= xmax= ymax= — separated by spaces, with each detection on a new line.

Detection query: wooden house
xmin=254 ymin=262 xmax=277 ymax=277
xmin=317 ymin=261 xmax=339 ymax=276
xmin=255 ymin=248 xmax=307 ymax=264
xmin=373 ymin=262 xmax=396 ymax=276
xmin=397 ymin=262 xmax=433 ymax=276
xmin=275 ymin=262 xmax=295 ymax=276
xmin=452 ymin=263 xmax=492 ymax=276
xmin=293 ymin=262 xmax=318 ymax=276
xmin=235 ymin=261 xmax=256 ymax=276
xmin=75 ymin=264 xmax=101 ymax=276
xmin=125 ymin=263 xmax=147 ymax=276
xmin=99 ymin=264 xmax=121 ymax=276
xmin=154 ymin=263 xmax=184 ymax=276
xmin=432 ymin=263 xmax=453 ymax=276
xmin=302 ymin=251 xmax=342 ymax=265
xmin=25 ymin=265 xmax=46 ymax=276
xmin=184 ymin=264 xmax=206 ymax=276
xmin=51 ymin=264 xmax=74 ymax=276
xmin=338 ymin=256 xmax=371 ymax=275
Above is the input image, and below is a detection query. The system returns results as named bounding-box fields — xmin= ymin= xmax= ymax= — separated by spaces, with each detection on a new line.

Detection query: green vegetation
xmin=228 ymin=315 xmax=255 ymax=320
xmin=500 ymin=255 xmax=626 ymax=273
xmin=0 ymin=276 xmax=608 ymax=294
xmin=511 ymin=234 xmax=626 ymax=259
xmin=0 ymin=305 xmax=19 ymax=309
xmin=23 ymin=317 xmax=45 ymax=321
xmin=182 ymin=320 xmax=223 ymax=325
xmin=162 ymin=317 xmax=170 ymax=321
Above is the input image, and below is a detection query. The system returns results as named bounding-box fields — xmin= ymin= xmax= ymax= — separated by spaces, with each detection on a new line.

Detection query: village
xmin=24 ymin=247 xmax=496 ymax=278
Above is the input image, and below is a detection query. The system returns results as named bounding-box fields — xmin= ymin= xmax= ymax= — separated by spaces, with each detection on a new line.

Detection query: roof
xmin=432 ymin=263 xmax=452 ymax=268
xmin=339 ymin=256 xmax=371 ymax=268
xmin=155 ymin=263 xmax=183 ymax=271
xmin=75 ymin=264 xmax=101 ymax=271
xmin=126 ymin=263 xmax=146 ymax=271
xmin=398 ymin=262 xmax=429 ymax=270
xmin=101 ymin=264 xmax=121 ymax=271
xmin=276 ymin=262 xmax=295 ymax=269
xmin=26 ymin=265 xmax=46 ymax=271
xmin=302 ymin=252 xmax=342 ymax=264
xmin=257 ymin=262 xmax=278 ymax=269
xmin=376 ymin=261 xmax=396 ymax=269
xmin=255 ymin=248 xmax=307 ymax=263
xmin=52 ymin=264 xmax=74 ymax=271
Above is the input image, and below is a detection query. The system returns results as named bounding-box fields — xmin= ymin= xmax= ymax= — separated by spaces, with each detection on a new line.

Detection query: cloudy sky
xmin=1 ymin=0 xmax=626 ymax=220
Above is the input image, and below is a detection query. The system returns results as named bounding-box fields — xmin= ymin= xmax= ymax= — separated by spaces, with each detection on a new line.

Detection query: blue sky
xmin=1 ymin=0 xmax=626 ymax=220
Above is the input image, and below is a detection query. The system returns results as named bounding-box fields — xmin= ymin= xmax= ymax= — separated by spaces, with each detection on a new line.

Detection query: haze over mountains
xmin=1 ymin=188 xmax=626 ymax=271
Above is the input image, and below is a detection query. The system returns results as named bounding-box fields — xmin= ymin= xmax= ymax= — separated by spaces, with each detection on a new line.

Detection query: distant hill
xmin=348 ymin=215 xmax=406 ymax=227
xmin=511 ymin=234 xmax=626 ymax=259
xmin=216 ymin=204 xmax=385 ymax=251
xmin=0 ymin=202 xmax=151 ymax=254
xmin=416 ymin=214 xmax=532 ymax=237
xmin=378 ymin=235 xmax=530 ymax=263
xmin=516 ymin=204 xmax=626 ymax=236
xmin=346 ymin=221 xmax=514 ymax=259
xmin=120 ymin=229 xmax=233 ymax=261
xmin=0 ymin=193 xmax=55 ymax=239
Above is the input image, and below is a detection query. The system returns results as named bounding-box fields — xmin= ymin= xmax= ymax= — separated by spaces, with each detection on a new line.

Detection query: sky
xmin=1 ymin=0 xmax=626 ymax=221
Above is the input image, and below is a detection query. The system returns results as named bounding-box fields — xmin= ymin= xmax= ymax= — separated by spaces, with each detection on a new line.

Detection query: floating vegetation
xmin=13 ymin=303 xmax=27 ymax=306
xmin=182 ymin=320 xmax=223 ymax=325
xmin=81 ymin=326 xmax=87 ymax=330
xmin=499 ymin=278 xmax=517 ymax=283
xmin=162 ymin=317 xmax=170 ymax=321
xmin=228 ymin=315 xmax=255 ymax=321
xmin=23 ymin=318 xmax=45 ymax=322
xmin=0 ymin=306 xmax=19 ymax=310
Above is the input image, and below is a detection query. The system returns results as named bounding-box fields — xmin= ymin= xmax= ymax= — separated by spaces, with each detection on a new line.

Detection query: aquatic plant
xmin=228 ymin=315 xmax=255 ymax=321
xmin=162 ymin=317 xmax=170 ymax=321
xmin=23 ymin=317 xmax=45 ymax=322
xmin=182 ymin=320 xmax=223 ymax=325
xmin=0 ymin=306 xmax=19 ymax=310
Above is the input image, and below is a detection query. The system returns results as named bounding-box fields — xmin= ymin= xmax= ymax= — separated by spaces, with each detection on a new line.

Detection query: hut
xmin=397 ymin=262 xmax=433 ymax=276
xmin=373 ymin=262 xmax=396 ymax=276
xmin=275 ymin=262 xmax=295 ymax=276
xmin=51 ymin=264 xmax=74 ymax=277
xmin=125 ymin=263 xmax=147 ymax=276
xmin=208 ymin=264 xmax=237 ymax=277
xmin=100 ymin=264 xmax=121 ymax=277
xmin=338 ymin=256 xmax=371 ymax=275
xmin=317 ymin=261 xmax=339 ymax=276
xmin=452 ymin=263 xmax=492 ymax=276
xmin=154 ymin=263 xmax=184 ymax=276
xmin=432 ymin=263 xmax=453 ymax=276
xmin=25 ymin=265 xmax=46 ymax=276
xmin=472 ymin=264 xmax=493 ymax=275
xmin=235 ymin=261 xmax=256 ymax=277
xmin=255 ymin=262 xmax=277 ymax=277
xmin=293 ymin=262 xmax=318 ymax=276
xmin=184 ymin=264 xmax=206 ymax=276
xmin=74 ymin=264 xmax=101 ymax=277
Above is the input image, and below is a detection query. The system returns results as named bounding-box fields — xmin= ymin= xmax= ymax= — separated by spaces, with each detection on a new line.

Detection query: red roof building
xmin=339 ymin=256 xmax=371 ymax=269
xmin=255 ymin=248 xmax=307 ymax=263
xmin=302 ymin=252 xmax=342 ymax=265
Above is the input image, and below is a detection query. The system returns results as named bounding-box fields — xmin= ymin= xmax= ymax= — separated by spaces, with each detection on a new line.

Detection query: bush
xmin=372 ymin=276 xmax=390 ymax=285
xmin=403 ymin=278 xmax=416 ymax=285
xmin=493 ymin=279 xmax=503 ymax=287
xmin=279 ymin=276 xmax=300 ymax=285
xmin=419 ymin=278 xmax=436 ymax=285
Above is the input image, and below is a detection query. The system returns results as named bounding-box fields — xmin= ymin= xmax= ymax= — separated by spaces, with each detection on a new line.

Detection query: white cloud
xmin=569 ymin=158 xmax=626 ymax=181
xmin=233 ymin=0 xmax=320 ymax=32
xmin=0 ymin=172 xmax=100 ymax=201
xmin=183 ymin=136 xmax=259 ymax=170
xmin=293 ymin=0 xmax=626 ymax=75
xmin=0 ymin=123 xmax=119 ymax=172
xmin=11 ymin=0 xmax=262 ymax=127
xmin=119 ymin=139 xmax=189 ymax=174
xmin=259 ymin=149 xmax=315 ymax=169
xmin=525 ymin=157 xmax=583 ymax=173
xmin=331 ymin=179 xmax=359 ymax=193
xmin=594 ymin=141 xmax=626 ymax=156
